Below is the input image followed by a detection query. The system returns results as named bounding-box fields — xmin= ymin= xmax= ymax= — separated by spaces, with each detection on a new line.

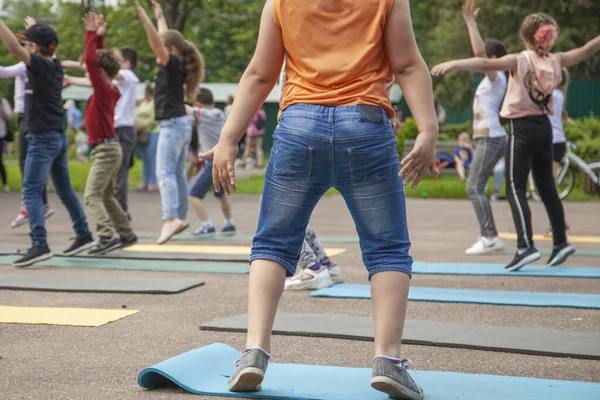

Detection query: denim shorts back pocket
xmin=349 ymin=144 xmax=393 ymax=196
xmin=271 ymin=136 xmax=314 ymax=190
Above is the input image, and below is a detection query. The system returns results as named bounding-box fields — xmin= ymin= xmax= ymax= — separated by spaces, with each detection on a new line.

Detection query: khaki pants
xmin=84 ymin=142 xmax=132 ymax=238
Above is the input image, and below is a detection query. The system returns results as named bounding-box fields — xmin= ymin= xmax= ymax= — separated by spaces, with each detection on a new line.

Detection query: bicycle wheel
xmin=556 ymin=167 xmax=575 ymax=200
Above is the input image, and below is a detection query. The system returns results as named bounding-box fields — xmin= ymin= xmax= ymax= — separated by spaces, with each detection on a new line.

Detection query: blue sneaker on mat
xmin=220 ymin=224 xmax=236 ymax=236
xmin=192 ymin=225 xmax=216 ymax=238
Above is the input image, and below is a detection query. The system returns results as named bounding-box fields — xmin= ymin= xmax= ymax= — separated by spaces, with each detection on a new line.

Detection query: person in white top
xmin=460 ymin=1 xmax=509 ymax=255
xmin=63 ymin=47 xmax=139 ymax=216
xmin=546 ymin=68 xmax=571 ymax=237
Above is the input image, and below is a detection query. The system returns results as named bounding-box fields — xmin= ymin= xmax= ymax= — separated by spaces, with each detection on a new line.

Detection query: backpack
xmin=254 ymin=112 xmax=266 ymax=130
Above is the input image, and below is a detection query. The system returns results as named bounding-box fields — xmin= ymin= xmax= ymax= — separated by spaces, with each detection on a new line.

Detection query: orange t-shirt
xmin=274 ymin=0 xmax=395 ymax=117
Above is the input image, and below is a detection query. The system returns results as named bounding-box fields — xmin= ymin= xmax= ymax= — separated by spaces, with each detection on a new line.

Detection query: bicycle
xmin=555 ymin=142 xmax=600 ymax=199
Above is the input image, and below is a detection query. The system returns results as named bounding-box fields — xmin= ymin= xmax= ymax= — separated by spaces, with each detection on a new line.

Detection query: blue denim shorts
xmin=250 ymin=104 xmax=412 ymax=279
xmin=189 ymin=159 xmax=224 ymax=199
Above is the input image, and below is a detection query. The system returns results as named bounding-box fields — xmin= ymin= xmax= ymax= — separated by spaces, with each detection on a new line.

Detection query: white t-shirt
xmin=0 ymin=62 xmax=27 ymax=114
xmin=550 ymin=89 xmax=566 ymax=144
xmin=113 ymin=69 xmax=139 ymax=128
xmin=473 ymin=71 xmax=507 ymax=138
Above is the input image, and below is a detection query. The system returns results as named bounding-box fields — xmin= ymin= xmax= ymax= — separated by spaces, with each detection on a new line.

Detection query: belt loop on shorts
xmin=89 ymin=138 xmax=118 ymax=150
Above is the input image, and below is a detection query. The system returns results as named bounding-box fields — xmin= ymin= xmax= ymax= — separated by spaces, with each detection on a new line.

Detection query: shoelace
xmin=375 ymin=356 xmax=414 ymax=370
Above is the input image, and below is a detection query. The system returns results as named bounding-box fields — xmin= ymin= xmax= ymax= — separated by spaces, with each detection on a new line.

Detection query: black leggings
xmin=506 ymin=116 xmax=566 ymax=248
xmin=18 ymin=114 xmax=48 ymax=206
xmin=0 ymin=137 xmax=6 ymax=186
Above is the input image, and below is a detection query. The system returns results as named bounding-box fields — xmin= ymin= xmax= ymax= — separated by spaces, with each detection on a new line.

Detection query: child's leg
xmin=100 ymin=144 xmax=133 ymax=238
xmin=84 ymin=144 xmax=120 ymax=238
xmin=177 ymin=122 xmax=192 ymax=220
xmin=454 ymin=156 xmax=466 ymax=181
xmin=532 ymin=143 xmax=567 ymax=246
xmin=115 ymin=127 xmax=136 ymax=214
xmin=298 ymin=237 xmax=320 ymax=270
xmin=506 ymin=122 xmax=535 ymax=249
xmin=219 ymin=195 xmax=233 ymax=220
xmin=255 ymin=136 xmax=264 ymax=168
xmin=157 ymin=121 xmax=184 ymax=221
xmin=22 ymin=134 xmax=56 ymax=247
xmin=304 ymin=225 xmax=331 ymax=265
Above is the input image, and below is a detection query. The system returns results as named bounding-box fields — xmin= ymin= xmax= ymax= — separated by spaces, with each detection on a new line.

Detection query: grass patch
xmin=4 ymin=161 xmax=598 ymax=202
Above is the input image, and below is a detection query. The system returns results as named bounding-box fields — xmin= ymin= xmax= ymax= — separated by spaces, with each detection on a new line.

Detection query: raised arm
xmin=64 ymin=74 xmax=92 ymax=87
xmin=386 ymin=0 xmax=439 ymax=187
xmin=0 ymin=19 xmax=31 ymax=65
xmin=559 ymin=34 xmax=600 ymax=68
xmin=152 ymin=1 xmax=169 ymax=33
xmin=135 ymin=1 xmax=169 ymax=65
xmin=82 ymin=13 xmax=106 ymax=93
xmin=432 ymin=54 xmax=518 ymax=76
xmin=0 ymin=62 xmax=27 ymax=79
xmin=62 ymin=60 xmax=88 ymax=71
xmin=462 ymin=0 xmax=496 ymax=82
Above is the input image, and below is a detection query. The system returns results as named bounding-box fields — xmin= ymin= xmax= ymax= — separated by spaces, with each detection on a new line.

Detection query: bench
xmin=402 ymin=139 xmax=459 ymax=175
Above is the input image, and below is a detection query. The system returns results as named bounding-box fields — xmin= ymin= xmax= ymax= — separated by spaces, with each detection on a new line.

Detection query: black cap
xmin=16 ymin=24 xmax=58 ymax=50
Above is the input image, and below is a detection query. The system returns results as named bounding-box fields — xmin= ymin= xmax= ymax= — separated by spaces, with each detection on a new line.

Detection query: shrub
xmin=442 ymin=120 xmax=473 ymax=139
xmin=564 ymin=113 xmax=600 ymax=162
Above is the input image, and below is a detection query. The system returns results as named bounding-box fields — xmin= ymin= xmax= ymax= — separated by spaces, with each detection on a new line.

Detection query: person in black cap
xmin=0 ymin=16 xmax=95 ymax=267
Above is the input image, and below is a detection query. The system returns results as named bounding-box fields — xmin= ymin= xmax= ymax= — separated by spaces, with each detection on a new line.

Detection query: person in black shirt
xmin=0 ymin=17 xmax=94 ymax=267
xmin=135 ymin=1 xmax=205 ymax=245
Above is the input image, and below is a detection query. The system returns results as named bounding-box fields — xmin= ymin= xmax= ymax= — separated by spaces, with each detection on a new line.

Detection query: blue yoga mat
xmin=310 ymin=284 xmax=600 ymax=309
xmin=412 ymin=262 xmax=600 ymax=278
xmin=138 ymin=343 xmax=600 ymax=400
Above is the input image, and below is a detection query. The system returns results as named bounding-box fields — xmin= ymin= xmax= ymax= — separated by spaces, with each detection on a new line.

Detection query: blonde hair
xmin=160 ymin=30 xmax=205 ymax=102
xmin=558 ymin=67 xmax=570 ymax=94
xmin=520 ymin=13 xmax=559 ymax=56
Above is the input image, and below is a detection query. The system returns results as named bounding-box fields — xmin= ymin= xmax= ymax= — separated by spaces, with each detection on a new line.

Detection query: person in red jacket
xmin=81 ymin=12 xmax=137 ymax=255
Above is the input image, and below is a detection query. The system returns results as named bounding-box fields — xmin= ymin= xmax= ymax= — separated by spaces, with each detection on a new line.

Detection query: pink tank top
xmin=500 ymin=50 xmax=562 ymax=119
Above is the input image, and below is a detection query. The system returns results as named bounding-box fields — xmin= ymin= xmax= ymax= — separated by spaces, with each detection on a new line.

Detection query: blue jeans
xmin=251 ymin=104 xmax=412 ymax=279
xmin=137 ymin=132 xmax=159 ymax=186
xmin=156 ymin=116 xmax=192 ymax=220
xmin=23 ymin=132 xmax=91 ymax=247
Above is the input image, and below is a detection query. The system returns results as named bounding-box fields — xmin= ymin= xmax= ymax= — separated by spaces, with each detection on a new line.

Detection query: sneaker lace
xmin=399 ymin=359 xmax=414 ymax=370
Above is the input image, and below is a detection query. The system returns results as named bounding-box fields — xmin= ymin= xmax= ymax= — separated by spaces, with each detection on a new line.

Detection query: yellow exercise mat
xmin=499 ymin=233 xmax=600 ymax=245
xmin=123 ymin=244 xmax=348 ymax=257
xmin=0 ymin=306 xmax=138 ymax=327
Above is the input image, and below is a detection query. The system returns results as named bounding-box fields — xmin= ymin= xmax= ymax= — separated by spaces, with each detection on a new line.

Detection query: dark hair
xmin=160 ymin=30 xmax=205 ymax=102
xmin=145 ymin=82 xmax=155 ymax=97
xmin=120 ymin=46 xmax=137 ymax=70
xmin=484 ymin=39 xmax=507 ymax=59
xmin=196 ymin=88 xmax=214 ymax=105
xmin=226 ymin=95 xmax=234 ymax=105
xmin=38 ymin=45 xmax=55 ymax=57
xmin=97 ymin=48 xmax=123 ymax=79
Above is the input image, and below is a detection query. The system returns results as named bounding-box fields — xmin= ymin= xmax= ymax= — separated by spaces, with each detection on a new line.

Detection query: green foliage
xmin=564 ymin=113 xmax=600 ymax=162
xmin=442 ymin=121 xmax=474 ymax=139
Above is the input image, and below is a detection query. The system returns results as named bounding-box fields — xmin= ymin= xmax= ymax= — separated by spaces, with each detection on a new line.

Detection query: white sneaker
xmin=284 ymin=266 xmax=333 ymax=291
xmin=465 ymin=237 xmax=504 ymax=255
xmin=328 ymin=264 xmax=344 ymax=285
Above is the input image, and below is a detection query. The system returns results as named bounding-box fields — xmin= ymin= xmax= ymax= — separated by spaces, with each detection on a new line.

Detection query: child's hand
xmin=400 ymin=132 xmax=439 ymax=188
xmin=96 ymin=14 xmax=107 ymax=36
xmin=151 ymin=1 xmax=163 ymax=19
xmin=82 ymin=12 xmax=98 ymax=31
xmin=462 ymin=0 xmax=480 ymax=23
xmin=431 ymin=62 xmax=456 ymax=76
xmin=199 ymin=139 xmax=239 ymax=195
xmin=134 ymin=1 xmax=147 ymax=18
xmin=24 ymin=16 xmax=37 ymax=29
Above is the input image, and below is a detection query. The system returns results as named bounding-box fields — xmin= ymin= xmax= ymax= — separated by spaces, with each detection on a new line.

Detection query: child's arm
xmin=199 ymin=0 xmax=285 ymax=194
xmin=432 ymin=54 xmax=518 ymax=76
xmin=82 ymin=13 xmax=106 ymax=93
xmin=559 ymin=34 xmax=600 ymax=68
xmin=152 ymin=1 xmax=169 ymax=34
xmin=62 ymin=60 xmax=88 ymax=71
xmin=0 ymin=62 xmax=27 ymax=79
xmin=0 ymin=19 xmax=31 ymax=65
xmin=135 ymin=1 xmax=169 ymax=65
xmin=462 ymin=0 xmax=497 ymax=82
xmin=64 ymin=75 xmax=92 ymax=87
xmin=386 ymin=0 xmax=439 ymax=187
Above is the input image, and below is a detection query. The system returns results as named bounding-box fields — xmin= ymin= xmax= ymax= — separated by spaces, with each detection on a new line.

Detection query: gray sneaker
xmin=371 ymin=356 xmax=424 ymax=400
xmin=228 ymin=349 xmax=269 ymax=392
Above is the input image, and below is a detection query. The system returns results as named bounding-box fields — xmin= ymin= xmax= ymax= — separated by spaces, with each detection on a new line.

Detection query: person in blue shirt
xmin=64 ymin=99 xmax=82 ymax=131
xmin=454 ymin=132 xmax=473 ymax=182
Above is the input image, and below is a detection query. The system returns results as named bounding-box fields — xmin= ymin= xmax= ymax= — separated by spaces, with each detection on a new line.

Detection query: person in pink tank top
xmin=432 ymin=13 xmax=600 ymax=272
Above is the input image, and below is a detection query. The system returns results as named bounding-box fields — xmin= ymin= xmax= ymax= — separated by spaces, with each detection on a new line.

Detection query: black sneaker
xmin=119 ymin=233 xmax=138 ymax=250
xmin=63 ymin=235 xmax=95 ymax=256
xmin=548 ymin=242 xmax=576 ymax=266
xmin=220 ymin=224 xmax=237 ymax=236
xmin=13 ymin=245 xmax=53 ymax=267
xmin=504 ymin=247 xmax=541 ymax=272
xmin=88 ymin=236 xmax=121 ymax=255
